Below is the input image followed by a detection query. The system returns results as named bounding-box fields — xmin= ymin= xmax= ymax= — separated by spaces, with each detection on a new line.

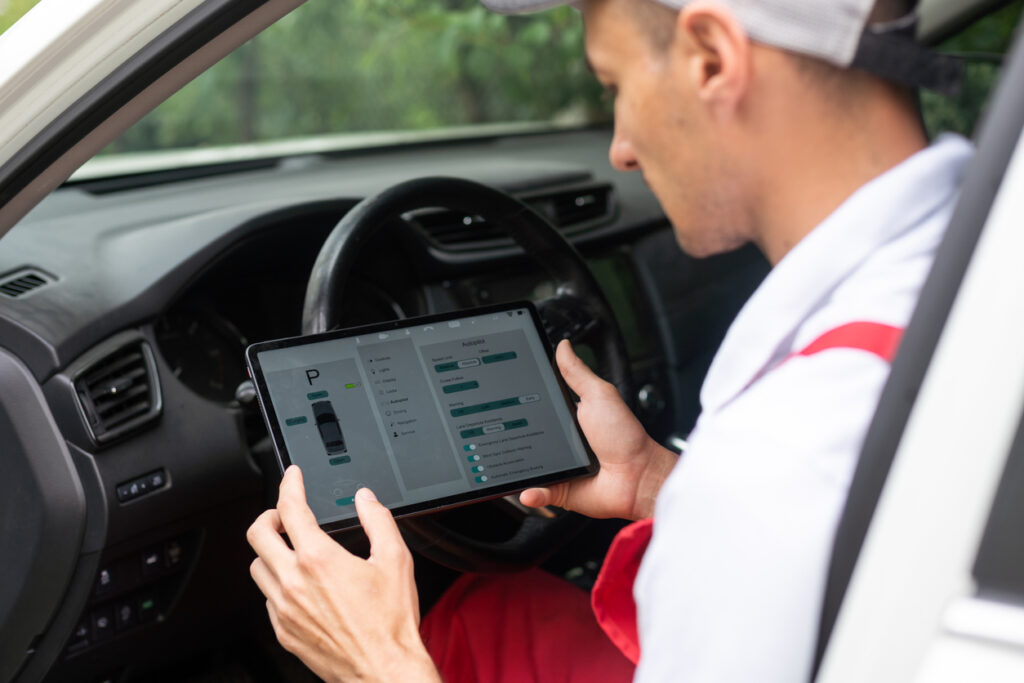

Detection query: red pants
xmin=420 ymin=569 xmax=635 ymax=683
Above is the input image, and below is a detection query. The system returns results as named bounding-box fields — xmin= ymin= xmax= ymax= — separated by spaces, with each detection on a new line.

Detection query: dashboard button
xmin=67 ymin=618 xmax=90 ymax=652
xmin=637 ymin=384 xmax=666 ymax=416
xmin=148 ymin=470 xmax=166 ymax=490
xmin=115 ymin=483 xmax=133 ymax=502
xmin=116 ymin=470 xmax=166 ymax=504
xmin=137 ymin=594 xmax=158 ymax=623
xmin=114 ymin=601 xmax=136 ymax=632
xmin=94 ymin=567 xmax=114 ymax=596
xmin=140 ymin=548 xmax=162 ymax=577
xmin=91 ymin=607 xmax=114 ymax=643
xmin=165 ymin=539 xmax=183 ymax=567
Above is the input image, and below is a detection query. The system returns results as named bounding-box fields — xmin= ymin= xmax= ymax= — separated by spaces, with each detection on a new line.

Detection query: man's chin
xmin=673 ymin=228 xmax=749 ymax=259
xmin=672 ymin=229 xmax=713 ymax=258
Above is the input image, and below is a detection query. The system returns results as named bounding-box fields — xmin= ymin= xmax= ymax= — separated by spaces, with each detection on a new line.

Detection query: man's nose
xmin=609 ymin=134 xmax=639 ymax=172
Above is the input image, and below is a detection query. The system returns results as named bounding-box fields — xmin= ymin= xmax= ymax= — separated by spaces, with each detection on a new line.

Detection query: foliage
xmin=922 ymin=0 xmax=1023 ymax=138
xmin=5 ymin=0 xmax=1021 ymax=153
xmin=104 ymin=0 xmax=607 ymax=154
xmin=0 ymin=0 xmax=40 ymax=34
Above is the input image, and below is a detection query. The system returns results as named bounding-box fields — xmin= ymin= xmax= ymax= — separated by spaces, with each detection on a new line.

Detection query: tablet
xmin=245 ymin=301 xmax=597 ymax=533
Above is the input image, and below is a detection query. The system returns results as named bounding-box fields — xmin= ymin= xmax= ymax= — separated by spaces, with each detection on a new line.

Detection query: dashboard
xmin=0 ymin=128 xmax=769 ymax=682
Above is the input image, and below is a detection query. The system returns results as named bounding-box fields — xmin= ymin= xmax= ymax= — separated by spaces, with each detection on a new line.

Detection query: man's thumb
xmin=556 ymin=339 xmax=601 ymax=398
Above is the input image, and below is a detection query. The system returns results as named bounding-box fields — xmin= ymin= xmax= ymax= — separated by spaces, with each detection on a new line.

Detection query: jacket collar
xmin=699 ymin=134 xmax=974 ymax=414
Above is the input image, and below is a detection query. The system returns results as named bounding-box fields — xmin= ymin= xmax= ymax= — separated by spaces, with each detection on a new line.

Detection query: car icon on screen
xmin=312 ymin=400 xmax=347 ymax=455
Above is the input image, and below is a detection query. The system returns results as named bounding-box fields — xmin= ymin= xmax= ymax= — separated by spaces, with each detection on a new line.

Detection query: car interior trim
xmin=943 ymin=597 xmax=1024 ymax=650
xmin=0 ymin=347 xmax=87 ymax=683
xmin=971 ymin=385 xmax=1024 ymax=600
xmin=66 ymin=121 xmax=591 ymax=189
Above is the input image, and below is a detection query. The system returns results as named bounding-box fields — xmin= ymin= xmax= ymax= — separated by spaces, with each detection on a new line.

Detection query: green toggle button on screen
xmin=451 ymin=396 xmax=520 ymax=417
xmin=459 ymin=418 xmax=529 ymax=439
xmin=482 ymin=351 xmax=517 ymax=364
xmin=443 ymin=381 xmax=480 ymax=394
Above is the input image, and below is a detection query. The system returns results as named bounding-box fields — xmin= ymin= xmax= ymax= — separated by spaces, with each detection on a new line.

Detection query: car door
xmin=0 ymin=4 xmax=307 ymax=681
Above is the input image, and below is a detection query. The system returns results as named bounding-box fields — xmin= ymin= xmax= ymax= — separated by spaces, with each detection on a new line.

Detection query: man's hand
xmin=247 ymin=466 xmax=440 ymax=683
xmin=520 ymin=339 xmax=677 ymax=520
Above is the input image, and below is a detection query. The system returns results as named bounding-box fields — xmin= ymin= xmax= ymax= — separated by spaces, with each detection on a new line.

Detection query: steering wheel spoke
xmin=537 ymin=293 xmax=603 ymax=347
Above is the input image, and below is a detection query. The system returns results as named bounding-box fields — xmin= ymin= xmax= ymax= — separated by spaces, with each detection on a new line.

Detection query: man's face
xmin=583 ymin=0 xmax=751 ymax=257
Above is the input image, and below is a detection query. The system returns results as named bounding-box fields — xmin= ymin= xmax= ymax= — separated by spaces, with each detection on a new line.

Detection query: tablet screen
xmin=247 ymin=302 xmax=595 ymax=531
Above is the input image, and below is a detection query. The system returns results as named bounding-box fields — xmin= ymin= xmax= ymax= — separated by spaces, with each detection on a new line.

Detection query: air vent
xmin=0 ymin=268 xmax=53 ymax=298
xmin=415 ymin=212 xmax=505 ymax=246
xmin=75 ymin=340 xmax=162 ymax=444
xmin=528 ymin=184 xmax=614 ymax=228
xmin=413 ymin=183 xmax=616 ymax=250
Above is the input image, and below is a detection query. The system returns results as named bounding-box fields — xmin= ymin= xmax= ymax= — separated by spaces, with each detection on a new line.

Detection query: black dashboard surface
xmin=0 ymin=129 xmax=667 ymax=381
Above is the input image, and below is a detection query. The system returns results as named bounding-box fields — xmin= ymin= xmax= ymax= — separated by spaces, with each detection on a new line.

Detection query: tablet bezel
xmin=245 ymin=300 xmax=598 ymax=533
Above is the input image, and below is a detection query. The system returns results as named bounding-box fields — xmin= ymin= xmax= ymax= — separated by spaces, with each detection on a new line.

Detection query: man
xmin=247 ymin=0 xmax=972 ymax=680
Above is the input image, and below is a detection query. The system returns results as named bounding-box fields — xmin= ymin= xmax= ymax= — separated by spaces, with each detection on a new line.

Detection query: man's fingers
xmin=520 ymin=487 xmax=552 ymax=508
xmin=247 ymin=509 xmax=292 ymax=573
xmin=354 ymin=488 xmax=406 ymax=561
xmin=250 ymin=556 xmax=283 ymax=602
xmin=266 ymin=508 xmax=285 ymax=533
xmin=276 ymin=466 xmax=324 ymax=548
xmin=264 ymin=599 xmax=290 ymax=651
xmin=556 ymin=339 xmax=607 ymax=399
xmin=520 ymin=484 xmax=568 ymax=510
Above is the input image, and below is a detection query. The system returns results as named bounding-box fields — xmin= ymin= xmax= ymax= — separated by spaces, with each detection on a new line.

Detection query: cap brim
xmin=480 ymin=0 xmax=575 ymax=15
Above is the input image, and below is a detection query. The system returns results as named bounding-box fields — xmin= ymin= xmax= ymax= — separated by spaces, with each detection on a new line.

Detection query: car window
xmin=922 ymin=0 xmax=1023 ymax=138
xmin=100 ymin=0 xmax=607 ymax=156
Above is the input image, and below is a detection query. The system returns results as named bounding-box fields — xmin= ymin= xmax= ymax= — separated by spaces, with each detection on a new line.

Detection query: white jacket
xmin=634 ymin=135 xmax=975 ymax=683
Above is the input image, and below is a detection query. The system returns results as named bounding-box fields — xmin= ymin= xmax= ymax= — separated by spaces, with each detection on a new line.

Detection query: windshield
xmin=5 ymin=0 xmax=1019 ymax=179
xmin=89 ymin=0 xmax=1024 ymax=160
xmin=98 ymin=1 xmax=605 ymax=160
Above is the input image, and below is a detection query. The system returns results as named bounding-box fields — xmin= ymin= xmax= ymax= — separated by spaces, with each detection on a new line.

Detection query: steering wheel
xmin=302 ymin=176 xmax=632 ymax=573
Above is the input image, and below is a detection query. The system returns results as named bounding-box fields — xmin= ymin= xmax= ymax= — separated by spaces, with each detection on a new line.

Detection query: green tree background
xmin=0 ymin=0 xmax=41 ymax=32
xmin=921 ymin=1 xmax=1023 ymax=136
xmin=104 ymin=0 xmax=606 ymax=154
xmin=3 ymin=0 xmax=1022 ymax=154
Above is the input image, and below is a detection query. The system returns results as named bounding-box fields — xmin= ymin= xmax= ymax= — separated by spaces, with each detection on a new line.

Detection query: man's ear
xmin=674 ymin=0 xmax=751 ymax=116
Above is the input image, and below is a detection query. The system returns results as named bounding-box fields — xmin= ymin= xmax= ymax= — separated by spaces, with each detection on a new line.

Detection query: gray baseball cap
xmin=481 ymin=0 xmax=962 ymax=94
